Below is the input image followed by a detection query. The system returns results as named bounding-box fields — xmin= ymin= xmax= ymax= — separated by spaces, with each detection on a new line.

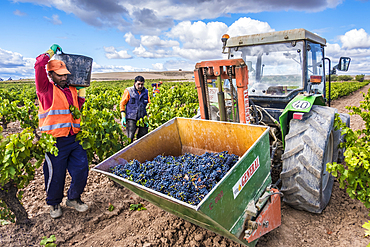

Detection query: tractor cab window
xmin=234 ymin=41 xmax=304 ymax=97
xmin=306 ymin=42 xmax=325 ymax=95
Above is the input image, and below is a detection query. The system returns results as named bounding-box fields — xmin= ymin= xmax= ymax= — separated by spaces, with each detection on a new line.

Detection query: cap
xmin=47 ymin=60 xmax=71 ymax=75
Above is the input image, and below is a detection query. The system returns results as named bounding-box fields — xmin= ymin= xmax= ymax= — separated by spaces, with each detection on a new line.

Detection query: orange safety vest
xmin=38 ymin=85 xmax=81 ymax=137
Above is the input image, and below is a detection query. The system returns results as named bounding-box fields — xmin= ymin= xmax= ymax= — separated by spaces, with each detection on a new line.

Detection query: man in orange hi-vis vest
xmin=35 ymin=44 xmax=89 ymax=219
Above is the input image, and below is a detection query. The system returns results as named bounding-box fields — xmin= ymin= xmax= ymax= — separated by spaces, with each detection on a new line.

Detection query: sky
xmin=1 ymin=0 xmax=370 ymax=80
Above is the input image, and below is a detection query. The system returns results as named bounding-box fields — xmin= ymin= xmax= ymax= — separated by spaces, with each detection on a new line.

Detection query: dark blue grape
xmin=109 ymin=151 xmax=239 ymax=205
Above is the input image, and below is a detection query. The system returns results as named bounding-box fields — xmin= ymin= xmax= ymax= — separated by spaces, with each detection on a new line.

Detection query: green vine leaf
xmin=327 ymin=88 xmax=370 ymax=214
xmin=69 ymin=105 xmax=81 ymax=120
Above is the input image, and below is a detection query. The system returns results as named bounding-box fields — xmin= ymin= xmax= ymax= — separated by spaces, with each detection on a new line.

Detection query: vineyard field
xmin=0 ymin=79 xmax=369 ymax=246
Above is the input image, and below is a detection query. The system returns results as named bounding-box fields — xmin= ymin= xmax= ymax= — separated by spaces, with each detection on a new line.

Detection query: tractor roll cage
xmin=224 ymin=29 xmax=327 ymax=107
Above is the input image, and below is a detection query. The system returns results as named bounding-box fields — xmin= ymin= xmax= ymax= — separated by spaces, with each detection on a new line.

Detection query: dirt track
xmin=0 ymin=84 xmax=370 ymax=247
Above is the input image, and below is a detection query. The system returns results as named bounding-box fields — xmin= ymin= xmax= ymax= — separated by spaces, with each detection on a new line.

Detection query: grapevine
xmin=17 ymin=99 xmax=39 ymax=136
xmin=76 ymin=107 xmax=130 ymax=164
xmin=69 ymin=105 xmax=81 ymax=120
xmin=0 ymin=129 xmax=58 ymax=224
xmin=327 ymin=89 xmax=370 ymax=209
xmin=326 ymin=81 xmax=369 ymax=101
xmin=137 ymin=115 xmax=149 ymax=127
xmin=0 ymin=99 xmax=20 ymax=130
xmin=146 ymin=83 xmax=199 ymax=130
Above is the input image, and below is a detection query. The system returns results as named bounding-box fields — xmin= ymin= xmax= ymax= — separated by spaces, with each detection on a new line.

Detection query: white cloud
xmin=13 ymin=9 xmax=27 ymax=16
xmin=167 ymin=17 xmax=273 ymax=61
xmin=44 ymin=14 xmax=62 ymax=25
xmin=326 ymin=43 xmax=343 ymax=57
xmin=141 ymin=35 xmax=179 ymax=48
xmin=0 ymin=49 xmax=26 ymax=66
xmin=133 ymin=45 xmax=169 ymax=58
xmin=325 ymin=28 xmax=370 ymax=74
xmin=124 ymin=32 xmax=141 ymax=47
xmin=123 ymin=17 xmax=273 ymax=62
xmin=152 ymin=63 xmax=164 ymax=70
xmin=165 ymin=21 xmax=370 ymax=75
xmin=326 ymin=42 xmax=370 ymax=75
xmin=0 ymin=48 xmax=35 ymax=79
xmin=124 ymin=35 xmax=179 ymax=59
xmin=92 ymin=62 xmax=151 ymax=73
xmin=168 ymin=21 xmax=227 ymax=50
xmin=163 ymin=59 xmax=195 ymax=71
xmin=171 ymin=46 xmax=218 ymax=61
xmin=227 ymin=17 xmax=274 ymax=37
xmin=104 ymin=46 xmax=132 ymax=59
xmin=339 ymin=28 xmax=370 ymax=49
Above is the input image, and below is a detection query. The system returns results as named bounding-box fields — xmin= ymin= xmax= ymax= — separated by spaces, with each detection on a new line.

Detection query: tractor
xmin=193 ymin=28 xmax=351 ymax=213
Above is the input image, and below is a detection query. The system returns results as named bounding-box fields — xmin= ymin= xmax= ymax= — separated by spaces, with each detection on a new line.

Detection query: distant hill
xmin=91 ymin=71 xmax=194 ymax=81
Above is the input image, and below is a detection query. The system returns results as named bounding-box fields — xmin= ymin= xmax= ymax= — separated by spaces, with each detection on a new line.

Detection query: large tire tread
xmin=280 ymin=166 xmax=301 ymax=178
xmin=302 ymin=135 xmax=323 ymax=159
xmin=281 ymin=144 xmax=303 ymax=159
xmin=297 ymin=155 xmax=320 ymax=179
xmin=281 ymin=105 xmax=336 ymax=213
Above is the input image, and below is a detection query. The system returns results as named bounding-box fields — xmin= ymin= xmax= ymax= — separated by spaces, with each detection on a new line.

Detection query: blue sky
xmin=1 ymin=0 xmax=370 ymax=80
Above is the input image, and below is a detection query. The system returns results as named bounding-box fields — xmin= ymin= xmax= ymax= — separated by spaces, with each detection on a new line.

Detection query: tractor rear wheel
xmin=281 ymin=105 xmax=336 ymax=213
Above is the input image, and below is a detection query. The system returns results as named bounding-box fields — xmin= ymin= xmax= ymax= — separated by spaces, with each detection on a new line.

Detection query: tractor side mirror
xmin=337 ymin=57 xmax=351 ymax=71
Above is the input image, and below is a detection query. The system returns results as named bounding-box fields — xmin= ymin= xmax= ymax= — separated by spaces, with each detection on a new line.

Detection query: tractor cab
xmin=218 ymin=29 xmax=350 ymax=124
xmin=226 ymin=29 xmax=326 ymax=100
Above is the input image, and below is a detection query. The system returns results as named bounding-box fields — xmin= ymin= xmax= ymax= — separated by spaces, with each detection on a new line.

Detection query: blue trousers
xmin=43 ymin=135 xmax=88 ymax=206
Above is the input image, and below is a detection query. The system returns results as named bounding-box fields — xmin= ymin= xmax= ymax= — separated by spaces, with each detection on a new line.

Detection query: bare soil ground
xmin=1 ymin=85 xmax=370 ymax=247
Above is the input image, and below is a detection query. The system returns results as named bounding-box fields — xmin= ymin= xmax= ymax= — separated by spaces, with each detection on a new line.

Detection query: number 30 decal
xmin=292 ymin=100 xmax=311 ymax=110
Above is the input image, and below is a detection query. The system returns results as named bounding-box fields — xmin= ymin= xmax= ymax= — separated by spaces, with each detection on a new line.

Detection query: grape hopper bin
xmin=92 ymin=118 xmax=281 ymax=246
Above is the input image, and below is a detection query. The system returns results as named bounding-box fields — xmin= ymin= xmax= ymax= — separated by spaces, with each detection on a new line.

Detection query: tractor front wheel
xmin=281 ymin=105 xmax=336 ymax=213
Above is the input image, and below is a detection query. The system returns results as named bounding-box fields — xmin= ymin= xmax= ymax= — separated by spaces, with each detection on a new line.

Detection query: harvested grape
xmin=110 ymin=151 xmax=238 ymax=205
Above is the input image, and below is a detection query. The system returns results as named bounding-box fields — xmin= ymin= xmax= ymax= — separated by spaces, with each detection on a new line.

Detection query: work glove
xmin=77 ymin=88 xmax=86 ymax=98
xmin=51 ymin=44 xmax=62 ymax=53
xmin=121 ymin=112 xmax=126 ymax=127
xmin=45 ymin=44 xmax=62 ymax=58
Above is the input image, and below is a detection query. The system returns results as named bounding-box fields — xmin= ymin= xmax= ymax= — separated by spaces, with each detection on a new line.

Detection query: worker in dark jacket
xmin=34 ymin=44 xmax=89 ymax=219
xmin=120 ymin=76 xmax=149 ymax=143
